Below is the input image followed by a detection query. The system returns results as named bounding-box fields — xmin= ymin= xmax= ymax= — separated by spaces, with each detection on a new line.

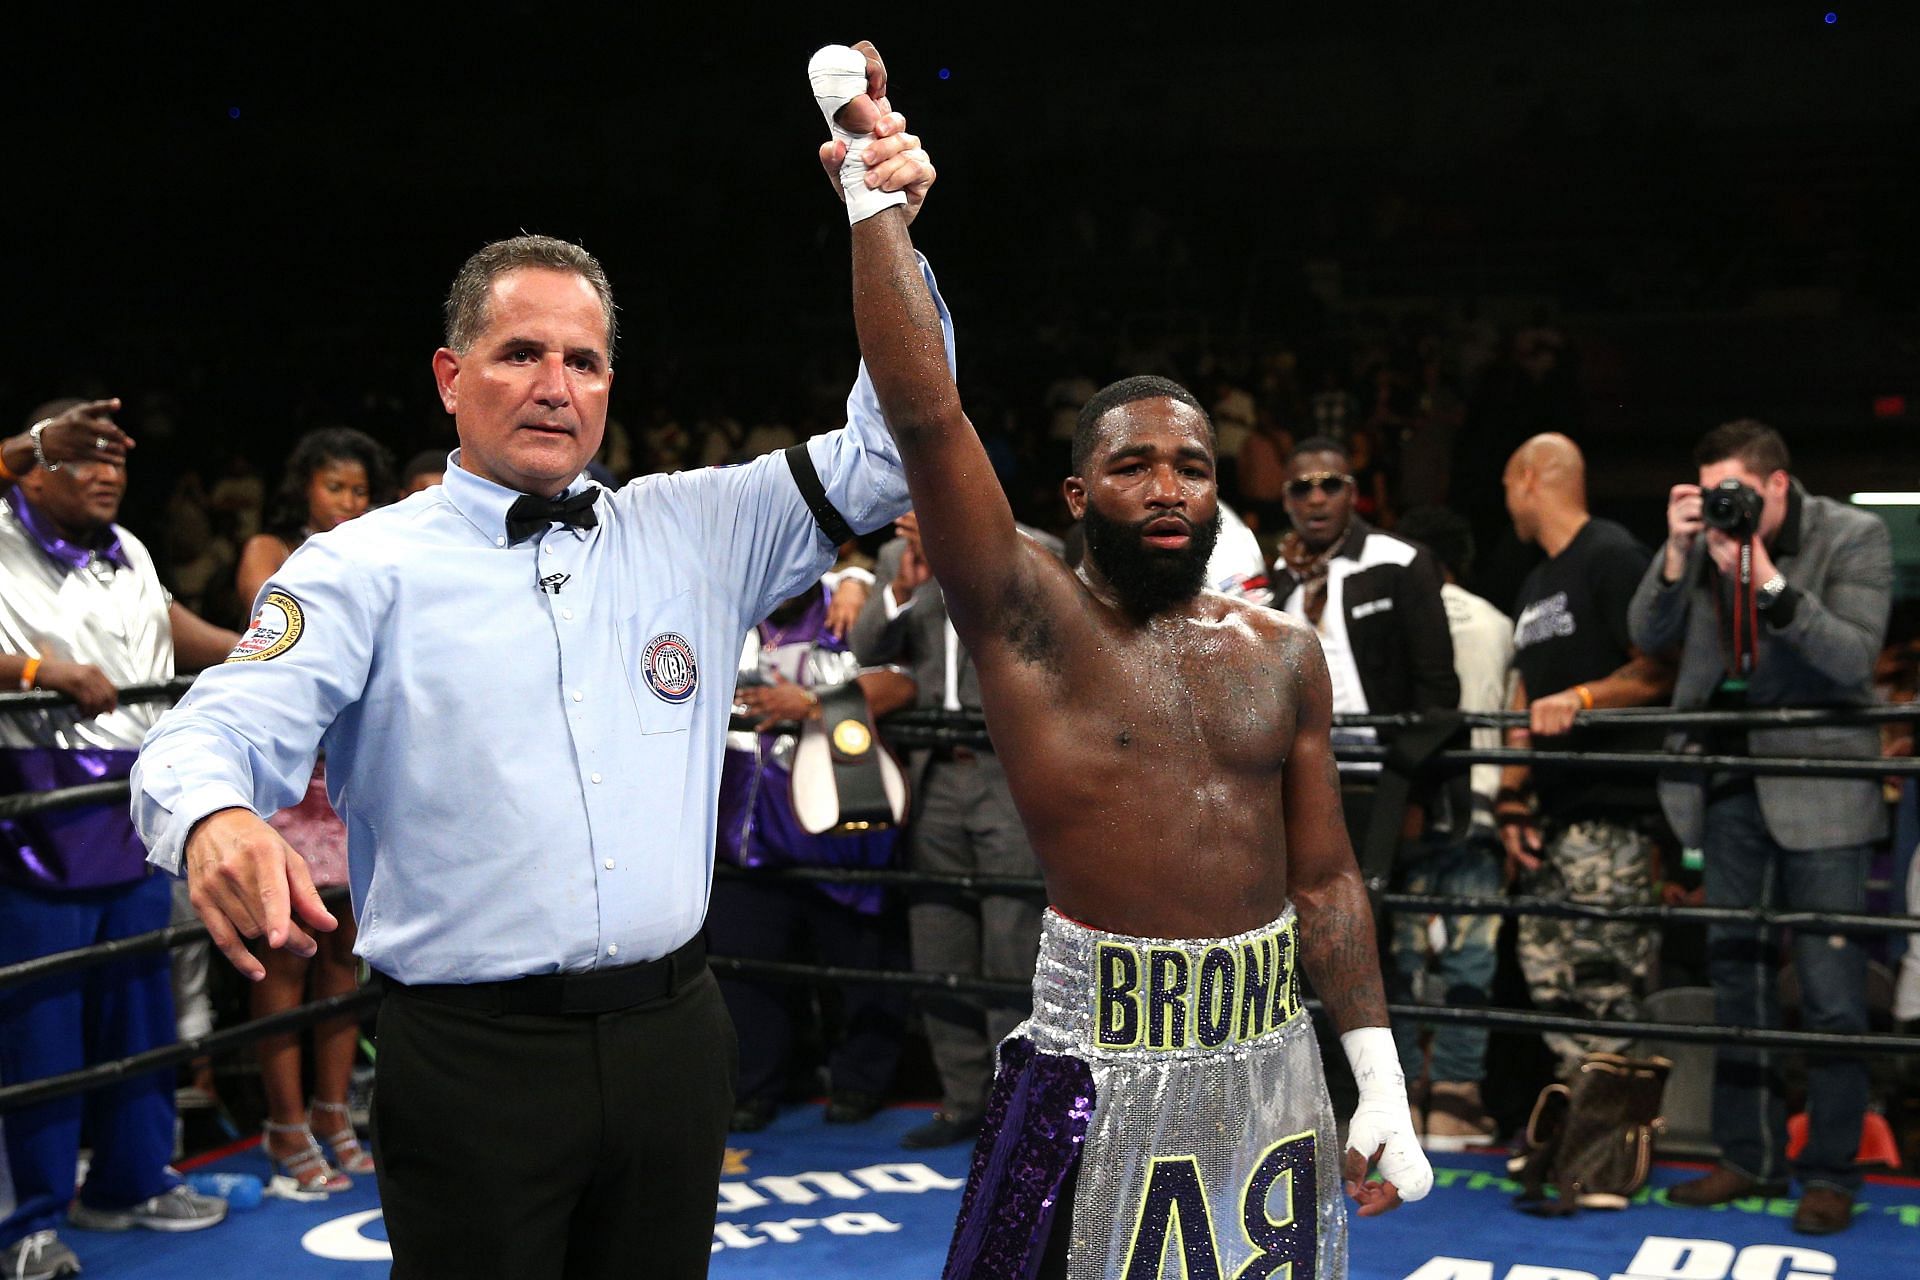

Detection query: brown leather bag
xmin=1512 ymin=1052 xmax=1672 ymax=1213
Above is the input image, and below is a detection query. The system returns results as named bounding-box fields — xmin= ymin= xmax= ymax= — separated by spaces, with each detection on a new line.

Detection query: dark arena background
xmin=4 ymin=5 xmax=1920 ymax=1279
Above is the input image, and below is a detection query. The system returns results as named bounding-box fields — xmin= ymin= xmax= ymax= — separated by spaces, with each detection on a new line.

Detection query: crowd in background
xmin=2 ymin=320 xmax=1917 ymax=1251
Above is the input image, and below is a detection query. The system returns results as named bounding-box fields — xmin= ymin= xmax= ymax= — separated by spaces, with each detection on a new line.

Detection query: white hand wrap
xmin=1340 ymin=1026 xmax=1433 ymax=1202
xmin=809 ymin=44 xmax=908 ymax=226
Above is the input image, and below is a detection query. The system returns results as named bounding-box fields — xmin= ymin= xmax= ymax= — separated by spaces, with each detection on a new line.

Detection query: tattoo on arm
xmin=1297 ymin=875 xmax=1391 ymax=1032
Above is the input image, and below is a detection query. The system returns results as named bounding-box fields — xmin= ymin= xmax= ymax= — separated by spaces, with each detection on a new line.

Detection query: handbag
xmin=1511 ymin=1052 xmax=1672 ymax=1214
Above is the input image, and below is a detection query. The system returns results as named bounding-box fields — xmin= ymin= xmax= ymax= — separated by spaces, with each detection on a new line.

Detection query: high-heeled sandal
xmin=309 ymin=1099 xmax=376 ymax=1176
xmin=262 ymin=1120 xmax=352 ymax=1199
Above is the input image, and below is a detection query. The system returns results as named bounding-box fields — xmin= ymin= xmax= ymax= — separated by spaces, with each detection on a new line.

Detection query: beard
xmin=1082 ymin=504 xmax=1221 ymax=617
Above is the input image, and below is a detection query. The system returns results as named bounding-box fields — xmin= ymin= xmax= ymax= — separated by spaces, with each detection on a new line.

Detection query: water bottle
xmin=185 ymin=1171 xmax=265 ymax=1211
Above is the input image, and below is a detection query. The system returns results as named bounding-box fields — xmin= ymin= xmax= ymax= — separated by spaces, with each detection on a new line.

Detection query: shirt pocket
xmin=614 ymin=589 xmax=703 ymax=735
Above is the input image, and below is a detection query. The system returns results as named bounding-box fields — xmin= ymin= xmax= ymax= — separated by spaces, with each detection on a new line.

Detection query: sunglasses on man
xmin=1285 ymin=472 xmax=1354 ymax=500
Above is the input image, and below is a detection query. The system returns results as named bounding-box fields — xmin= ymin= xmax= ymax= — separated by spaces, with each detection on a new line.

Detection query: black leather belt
xmin=377 ymin=937 xmax=705 ymax=1016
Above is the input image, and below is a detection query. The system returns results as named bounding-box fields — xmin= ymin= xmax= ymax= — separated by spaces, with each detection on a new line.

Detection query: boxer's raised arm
xmin=848 ymin=211 xmax=1024 ymax=588
xmin=816 ymin=42 xmax=1042 ymax=645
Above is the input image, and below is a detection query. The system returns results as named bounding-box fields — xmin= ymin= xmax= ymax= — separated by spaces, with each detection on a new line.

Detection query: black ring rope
xmin=7 ymin=862 xmax=1919 ymax=999
xmin=8 ymin=947 xmax=1915 ymax=1116
xmin=0 ymin=676 xmax=194 ymax=714
xmin=708 ymin=866 xmax=1920 ymax=936
xmin=0 ymin=987 xmax=380 ymax=1115
xmin=6 ymin=743 xmax=1914 ymax=824
xmin=706 ymin=957 xmax=1920 ymax=1057
xmin=0 ymin=887 xmax=353 ymax=992
xmin=3 ymin=681 xmax=1916 ymax=1110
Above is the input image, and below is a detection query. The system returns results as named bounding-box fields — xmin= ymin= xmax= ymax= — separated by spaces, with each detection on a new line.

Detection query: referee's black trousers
xmin=372 ymin=967 xmax=736 ymax=1279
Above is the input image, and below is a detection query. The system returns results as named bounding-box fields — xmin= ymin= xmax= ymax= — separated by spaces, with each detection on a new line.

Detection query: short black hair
xmin=1072 ymin=376 xmax=1212 ymax=474
xmin=1693 ymin=418 xmax=1790 ymax=477
xmin=1395 ymin=506 xmax=1475 ymax=583
xmin=1288 ymin=434 xmax=1348 ymax=466
xmin=401 ymin=449 xmax=447 ymax=486
xmin=267 ymin=427 xmax=393 ymax=544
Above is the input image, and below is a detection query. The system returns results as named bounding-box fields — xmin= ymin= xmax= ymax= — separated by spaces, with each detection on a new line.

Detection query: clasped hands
xmin=814 ymin=41 xmax=937 ymax=221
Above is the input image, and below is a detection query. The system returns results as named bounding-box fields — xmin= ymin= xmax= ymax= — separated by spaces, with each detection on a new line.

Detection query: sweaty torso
xmin=968 ymin=554 xmax=1309 ymax=939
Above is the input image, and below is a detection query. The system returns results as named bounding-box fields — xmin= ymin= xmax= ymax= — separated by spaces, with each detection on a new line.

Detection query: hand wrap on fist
xmin=1341 ymin=1026 xmax=1433 ymax=1210
xmin=809 ymin=44 xmax=909 ymax=225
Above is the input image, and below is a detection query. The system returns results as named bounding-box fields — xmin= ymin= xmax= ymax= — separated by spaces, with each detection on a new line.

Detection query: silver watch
xmin=27 ymin=419 xmax=59 ymax=472
xmin=1756 ymin=572 xmax=1787 ymax=610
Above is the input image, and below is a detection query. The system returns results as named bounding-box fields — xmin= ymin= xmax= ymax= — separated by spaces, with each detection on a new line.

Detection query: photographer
xmin=1628 ymin=419 xmax=1893 ymax=1236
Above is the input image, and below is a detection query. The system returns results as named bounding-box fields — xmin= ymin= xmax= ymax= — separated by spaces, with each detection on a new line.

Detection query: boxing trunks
xmin=942 ymin=906 xmax=1347 ymax=1279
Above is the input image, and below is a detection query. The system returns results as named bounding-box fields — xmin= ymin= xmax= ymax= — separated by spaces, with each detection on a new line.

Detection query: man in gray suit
xmin=1628 ymin=419 xmax=1892 ymax=1235
xmin=849 ymin=512 xmax=1059 ymax=1149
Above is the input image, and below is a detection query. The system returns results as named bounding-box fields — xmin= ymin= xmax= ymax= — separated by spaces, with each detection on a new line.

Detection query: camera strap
xmin=1714 ymin=538 xmax=1760 ymax=678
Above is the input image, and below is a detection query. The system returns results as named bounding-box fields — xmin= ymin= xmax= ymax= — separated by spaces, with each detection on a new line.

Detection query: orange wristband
xmin=1575 ymin=684 xmax=1595 ymax=711
xmin=0 ymin=447 xmax=22 ymax=484
xmin=19 ymin=658 xmax=41 ymax=691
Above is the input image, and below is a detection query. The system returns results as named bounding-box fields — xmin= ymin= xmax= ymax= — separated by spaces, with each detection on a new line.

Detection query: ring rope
xmin=0 ymin=887 xmax=352 ymax=992
xmin=6 ymin=942 xmax=1916 ymax=1115
xmin=0 ymin=986 xmax=379 ymax=1115
xmin=708 ymin=957 xmax=1920 ymax=1058
xmin=7 ymin=866 xmax=1918 ymax=997
xmin=3 ymin=682 xmax=1915 ymax=1111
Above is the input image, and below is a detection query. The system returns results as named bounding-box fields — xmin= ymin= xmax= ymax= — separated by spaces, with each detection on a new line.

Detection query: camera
xmin=1702 ymin=479 xmax=1763 ymax=535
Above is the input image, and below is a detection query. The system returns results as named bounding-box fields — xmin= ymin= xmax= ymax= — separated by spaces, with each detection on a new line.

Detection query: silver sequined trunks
xmin=941 ymin=906 xmax=1347 ymax=1280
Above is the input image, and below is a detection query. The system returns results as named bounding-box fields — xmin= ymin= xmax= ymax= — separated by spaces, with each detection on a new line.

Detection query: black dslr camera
xmin=1702 ymin=479 xmax=1763 ymax=536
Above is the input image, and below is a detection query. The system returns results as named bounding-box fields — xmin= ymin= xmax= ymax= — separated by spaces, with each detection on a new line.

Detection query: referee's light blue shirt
xmin=133 ymin=257 xmax=952 ymax=984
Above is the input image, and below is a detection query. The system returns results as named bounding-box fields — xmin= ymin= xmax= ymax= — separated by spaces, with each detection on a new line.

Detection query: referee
xmin=132 ymin=126 xmax=942 ymax=1277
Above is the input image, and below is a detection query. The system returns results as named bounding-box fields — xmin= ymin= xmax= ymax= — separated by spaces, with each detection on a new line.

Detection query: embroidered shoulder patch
xmin=227 ymin=591 xmax=305 ymax=663
xmin=641 ymin=632 xmax=699 ymax=704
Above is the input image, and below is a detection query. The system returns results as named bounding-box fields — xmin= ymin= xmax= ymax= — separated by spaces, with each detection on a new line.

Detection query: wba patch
xmin=641 ymin=632 xmax=699 ymax=704
xmin=228 ymin=591 xmax=305 ymax=663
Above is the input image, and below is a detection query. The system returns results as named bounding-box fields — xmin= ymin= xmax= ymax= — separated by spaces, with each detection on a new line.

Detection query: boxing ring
xmin=4 ymin=678 xmax=1919 ymax=1278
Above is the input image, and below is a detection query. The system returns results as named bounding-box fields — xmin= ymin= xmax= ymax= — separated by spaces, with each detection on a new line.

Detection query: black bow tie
xmin=505 ymin=488 xmax=600 ymax=545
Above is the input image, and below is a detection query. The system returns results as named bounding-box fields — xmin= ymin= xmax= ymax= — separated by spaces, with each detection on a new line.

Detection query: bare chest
xmin=1077 ymin=625 xmax=1296 ymax=772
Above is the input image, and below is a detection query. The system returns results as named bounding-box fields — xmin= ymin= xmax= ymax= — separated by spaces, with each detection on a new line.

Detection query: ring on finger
xmin=94 ymin=435 xmax=109 ymax=450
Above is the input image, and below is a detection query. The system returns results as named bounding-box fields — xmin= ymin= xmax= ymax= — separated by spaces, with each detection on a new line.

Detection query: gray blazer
xmin=1626 ymin=483 xmax=1892 ymax=850
xmin=849 ymin=529 xmax=1063 ymax=797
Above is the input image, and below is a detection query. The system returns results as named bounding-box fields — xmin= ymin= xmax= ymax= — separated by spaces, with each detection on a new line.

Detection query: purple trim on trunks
xmin=942 ymin=1037 xmax=1096 ymax=1280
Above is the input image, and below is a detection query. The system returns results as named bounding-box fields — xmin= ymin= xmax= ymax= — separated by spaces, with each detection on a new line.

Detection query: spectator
xmin=707 ymin=577 xmax=917 ymax=1132
xmin=1396 ymin=343 xmax=1464 ymax=512
xmin=0 ymin=400 xmax=236 ymax=1278
xmin=1389 ymin=507 xmax=1513 ymax=1148
xmin=1232 ymin=404 xmax=1294 ymax=531
xmin=234 ymin=427 xmax=390 ymax=1198
xmin=1308 ymin=367 xmax=1358 ymax=441
xmin=1205 ymin=500 xmax=1275 ymax=606
xmin=1272 ymin=435 xmax=1458 ymax=775
xmin=397 ymin=449 xmax=446 ymax=497
xmin=849 ymin=513 xmax=1061 ymax=1150
xmin=205 ymin=453 xmax=265 ymax=545
xmin=1628 ymin=419 xmax=1893 ymax=1235
xmin=1496 ymin=433 xmax=1672 ymax=1082
xmin=1210 ymin=383 xmax=1256 ymax=463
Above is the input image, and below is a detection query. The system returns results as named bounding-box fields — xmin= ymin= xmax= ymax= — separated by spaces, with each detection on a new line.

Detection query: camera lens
xmin=1703 ymin=479 xmax=1762 ymax=534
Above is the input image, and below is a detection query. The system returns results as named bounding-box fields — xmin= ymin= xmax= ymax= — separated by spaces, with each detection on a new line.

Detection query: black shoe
xmin=730 ymin=1096 xmax=778 ymax=1133
xmin=1792 ymin=1186 xmax=1855 ymax=1235
xmin=824 ymin=1090 xmax=884 ymax=1125
xmin=900 ymin=1110 xmax=982 ymax=1150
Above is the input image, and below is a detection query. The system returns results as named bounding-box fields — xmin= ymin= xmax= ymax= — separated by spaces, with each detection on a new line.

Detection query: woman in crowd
xmin=234 ymin=427 xmax=389 ymax=1198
